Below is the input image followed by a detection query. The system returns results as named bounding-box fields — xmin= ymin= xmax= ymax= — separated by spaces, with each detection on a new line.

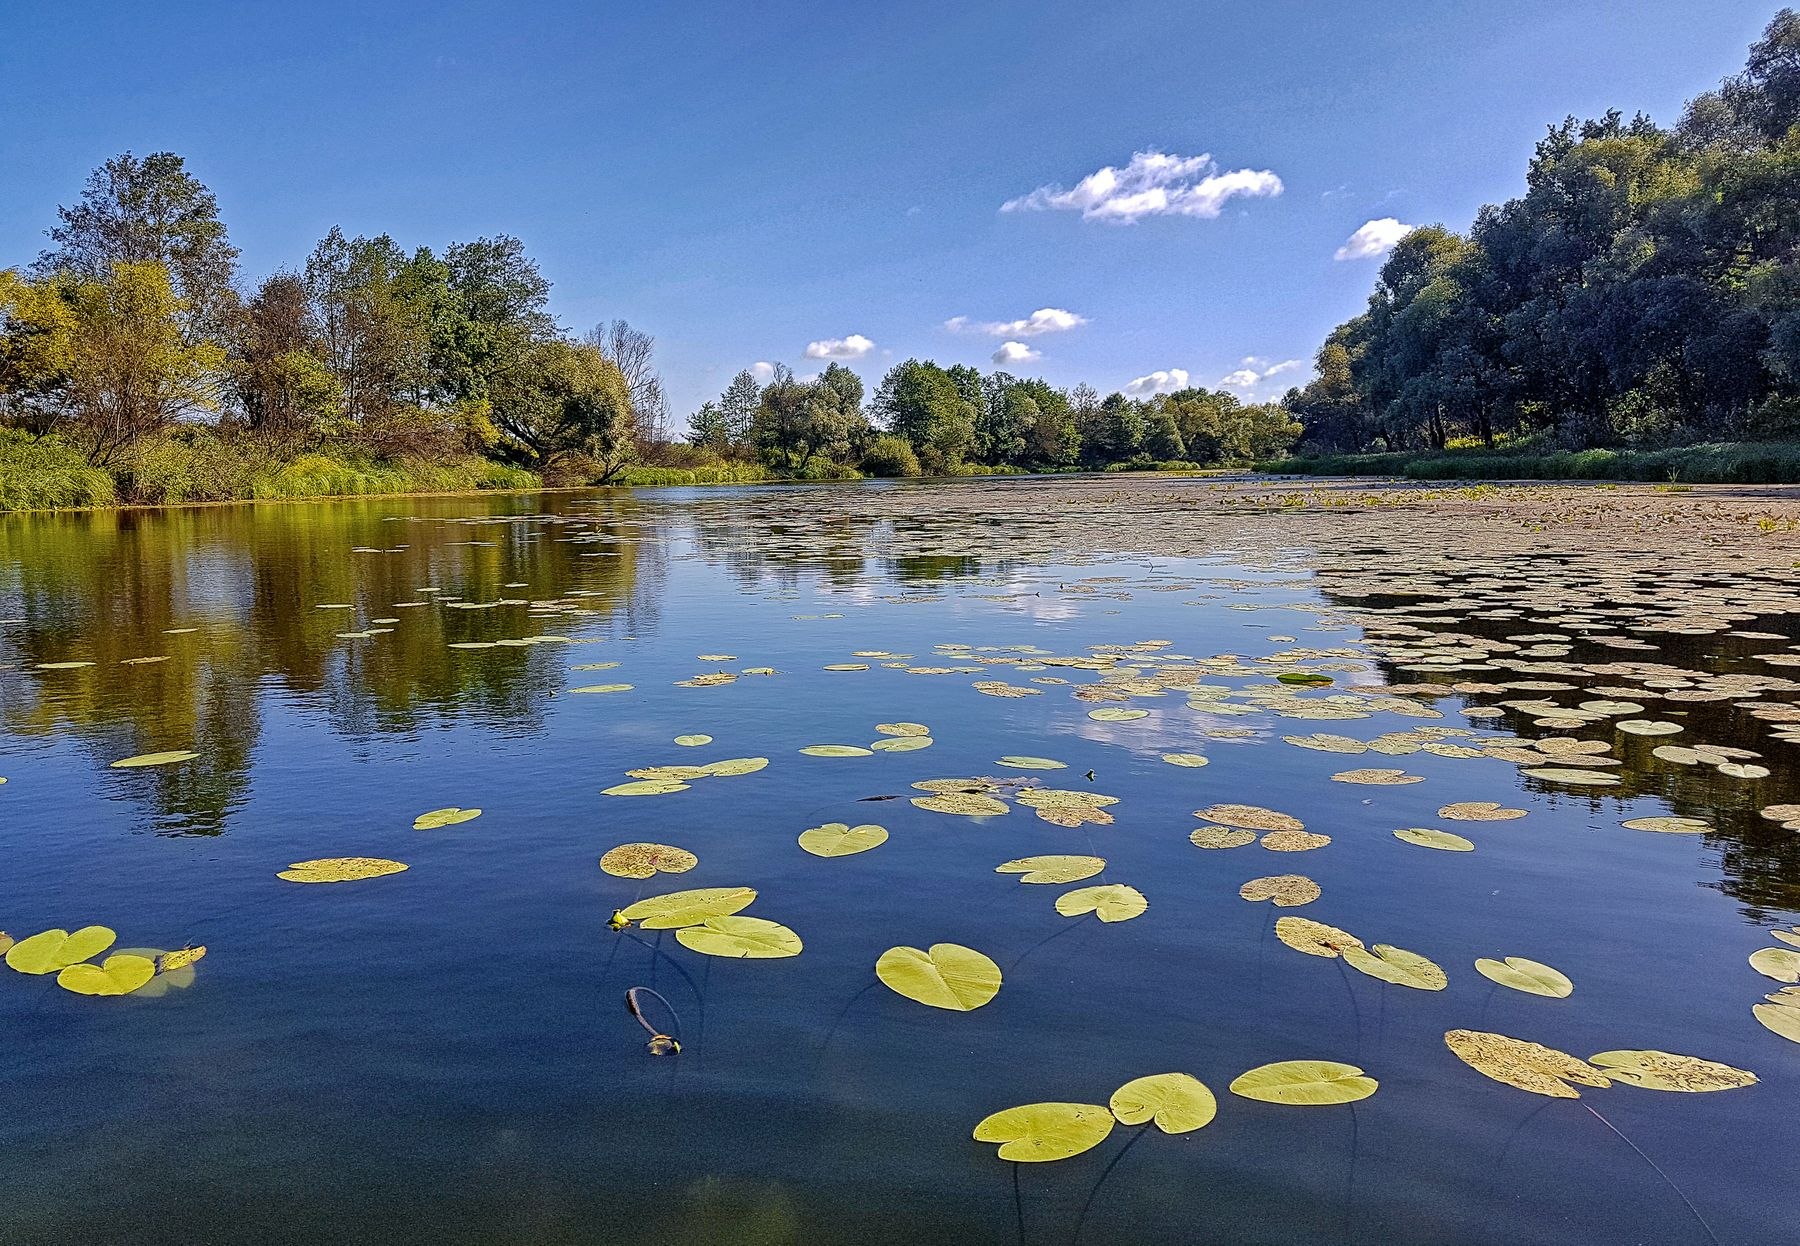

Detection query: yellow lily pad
xmin=1274 ymin=917 xmax=1363 ymax=959
xmin=912 ymin=792 xmax=1009 ymax=816
xmin=800 ymin=745 xmax=874 ymax=757
xmin=1749 ymin=946 xmax=1800 ymax=983
xmin=620 ymin=886 xmax=757 ymax=929
xmin=1238 ymin=875 xmax=1320 ymax=907
xmin=1055 ymin=884 xmax=1147 ymax=923
xmin=1229 ymin=1060 xmax=1377 ymax=1105
xmin=1087 ymin=708 xmax=1149 ymax=722
xmin=110 ymin=750 xmax=199 ymax=769
xmin=413 ymin=806 xmax=481 ymax=830
xmin=603 ymin=779 xmax=691 ymax=796
xmin=1394 ymin=827 xmax=1474 ymax=852
xmin=798 ymin=822 xmax=889 ymax=857
xmin=1109 ymin=1072 xmax=1216 ymax=1133
xmin=1444 ymin=1029 xmax=1609 ymax=1098
xmin=673 ymin=734 xmax=713 ymax=746
xmin=1189 ymin=826 xmax=1255 ymax=849
xmin=599 ymin=843 xmax=698 ymax=879
xmin=56 ymin=954 xmax=156 ymax=997
xmin=1160 ymin=753 xmax=1210 ymax=768
xmin=1437 ymin=801 xmax=1526 ymax=821
xmin=1196 ymin=804 xmax=1303 ymax=832
xmin=6 ymin=926 xmax=116 ymax=975
xmin=1342 ymin=944 xmax=1446 ymax=990
xmin=675 ymin=916 xmax=802 ymax=958
xmin=972 ymin=1102 xmax=1115 ymax=1162
xmin=875 ymin=943 xmax=1001 ymax=1011
xmin=996 ymin=855 xmax=1106 ymax=884
xmin=996 ymin=756 xmax=1067 ymax=770
xmin=278 ymin=858 xmax=409 ymax=884
xmin=1588 ymin=1050 xmax=1756 ymax=1092
xmin=1261 ymin=830 xmax=1330 ymax=852
xmin=1474 ymin=956 xmax=1573 ymax=997
xmin=875 ymin=722 xmax=930 ymax=737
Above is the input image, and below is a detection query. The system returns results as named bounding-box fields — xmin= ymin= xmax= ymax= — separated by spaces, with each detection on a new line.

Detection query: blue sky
xmin=0 ymin=1 xmax=1780 ymax=421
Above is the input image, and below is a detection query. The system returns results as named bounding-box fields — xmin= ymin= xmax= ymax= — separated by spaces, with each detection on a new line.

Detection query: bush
xmin=1258 ymin=442 xmax=1800 ymax=484
xmin=860 ymin=436 xmax=921 ymax=478
xmin=0 ymin=429 xmax=116 ymax=509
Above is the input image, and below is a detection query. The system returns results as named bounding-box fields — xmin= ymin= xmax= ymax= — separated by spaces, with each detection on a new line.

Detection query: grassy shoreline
xmin=1257 ymin=442 xmax=1800 ymax=485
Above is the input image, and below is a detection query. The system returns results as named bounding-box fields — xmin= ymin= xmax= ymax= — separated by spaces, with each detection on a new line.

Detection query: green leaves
xmin=876 ymin=944 xmax=1001 ymax=1011
xmin=1475 ymin=956 xmax=1573 ymax=997
xmin=972 ymin=1103 xmax=1115 ymax=1162
xmin=57 ymin=953 xmax=155 ymax=996
xmin=619 ymin=886 xmax=757 ymax=929
xmin=278 ymin=858 xmax=408 ymax=884
xmin=675 ymin=916 xmax=802 ymax=958
xmin=1109 ymin=1073 xmax=1216 ymax=1133
xmin=110 ymin=750 xmax=198 ymax=769
xmin=1229 ymin=1061 xmax=1377 ymax=1105
xmin=1055 ymin=884 xmax=1147 ymax=923
xmin=995 ymin=855 xmax=1106 ymax=885
xmin=797 ymin=822 xmax=888 ymax=857
xmin=6 ymin=926 xmax=116 ymax=974
xmin=413 ymin=806 xmax=480 ymax=830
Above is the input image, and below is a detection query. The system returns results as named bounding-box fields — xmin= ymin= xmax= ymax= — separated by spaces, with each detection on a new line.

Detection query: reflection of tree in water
xmin=0 ymin=492 xmax=654 ymax=834
xmin=1317 ymin=579 xmax=1800 ymax=918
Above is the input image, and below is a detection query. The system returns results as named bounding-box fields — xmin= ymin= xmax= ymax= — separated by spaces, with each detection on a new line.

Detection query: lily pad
xmin=603 ymin=779 xmax=692 ymax=796
xmin=675 ymin=916 xmax=802 ymax=958
xmin=1109 ymin=1073 xmax=1216 ymax=1133
xmin=996 ymin=855 xmax=1106 ymax=884
xmin=600 ymin=843 xmax=698 ymax=879
xmin=972 ymin=1102 xmax=1115 ymax=1162
xmin=1087 ymin=708 xmax=1149 ymax=722
xmin=1331 ymin=768 xmax=1423 ymax=785
xmin=1620 ymin=815 xmax=1709 ymax=834
xmin=1342 ymin=944 xmax=1446 ymax=990
xmin=1189 ymin=825 xmax=1255 ymax=849
xmin=110 ymin=751 xmax=199 ymax=769
xmin=56 ymin=954 xmax=156 ymax=997
xmin=1229 ymin=1060 xmax=1377 ymax=1105
xmin=1238 ymin=875 xmax=1320 ymax=907
xmin=875 ymin=943 xmax=1002 ymax=1011
xmin=6 ymin=926 xmax=116 ymax=974
xmin=673 ymin=734 xmax=713 ymax=746
xmin=798 ymin=822 xmax=889 ymax=857
xmin=1588 ymin=1049 xmax=1756 ymax=1092
xmin=1474 ymin=956 xmax=1573 ymax=997
xmin=996 ymin=755 xmax=1067 ymax=770
xmin=1394 ymin=827 xmax=1474 ymax=852
xmin=875 ymin=722 xmax=930 ymax=737
xmin=1261 ymin=830 xmax=1330 ymax=852
xmin=800 ymin=745 xmax=874 ymax=757
xmin=1197 ymin=804 xmax=1303 ymax=833
xmin=413 ymin=806 xmax=481 ymax=830
xmin=1274 ymin=917 xmax=1363 ymax=958
xmin=1160 ymin=753 xmax=1210 ymax=768
xmin=278 ymin=858 xmax=409 ymax=884
xmin=1444 ymin=1029 xmax=1609 ymax=1098
xmin=1437 ymin=801 xmax=1526 ymax=821
xmin=620 ymin=886 xmax=758 ymax=929
xmin=1749 ymin=946 xmax=1800 ymax=982
xmin=912 ymin=792 xmax=1010 ymax=816
xmin=1055 ymin=884 xmax=1147 ymax=923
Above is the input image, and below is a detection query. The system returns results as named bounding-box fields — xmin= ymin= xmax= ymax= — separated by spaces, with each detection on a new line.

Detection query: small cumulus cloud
xmin=1220 ymin=357 xmax=1305 ymax=391
xmin=1002 ymin=150 xmax=1282 ymax=224
xmin=947 ymin=307 xmax=1087 ymax=337
xmin=1125 ymin=368 xmax=1190 ymax=396
xmin=749 ymin=361 xmax=775 ymax=382
xmin=992 ymin=341 xmax=1039 ymax=366
xmin=1334 ymin=217 xmax=1415 ymax=261
xmin=804 ymin=334 xmax=874 ymax=360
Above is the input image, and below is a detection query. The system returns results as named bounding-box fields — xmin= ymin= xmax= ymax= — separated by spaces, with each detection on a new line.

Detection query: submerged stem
xmin=1581 ymin=1103 xmax=1719 ymax=1246
xmin=1071 ymin=1124 xmax=1147 ymax=1245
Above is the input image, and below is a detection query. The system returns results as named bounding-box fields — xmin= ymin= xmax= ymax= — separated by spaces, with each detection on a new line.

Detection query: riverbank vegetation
xmin=1279 ymin=12 xmax=1800 ymax=476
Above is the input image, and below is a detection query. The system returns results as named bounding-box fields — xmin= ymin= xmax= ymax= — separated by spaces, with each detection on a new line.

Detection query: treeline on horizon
xmin=1280 ymin=10 xmax=1800 ymax=466
xmin=0 ymin=157 xmax=1299 ymax=509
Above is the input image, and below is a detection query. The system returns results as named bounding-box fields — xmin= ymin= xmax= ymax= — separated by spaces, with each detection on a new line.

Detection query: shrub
xmin=860 ymin=436 xmax=921 ymax=478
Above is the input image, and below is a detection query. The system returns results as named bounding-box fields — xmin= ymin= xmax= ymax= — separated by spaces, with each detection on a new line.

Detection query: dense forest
xmin=1282 ymin=11 xmax=1800 ymax=462
xmin=0 ymin=156 xmax=1296 ymax=508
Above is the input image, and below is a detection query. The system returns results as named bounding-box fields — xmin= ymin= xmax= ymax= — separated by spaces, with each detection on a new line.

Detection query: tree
xmin=488 ymin=337 xmax=633 ymax=475
xmin=1085 ymin=393 xmax=1144 ymax=466
xmin=1141 ymin=404 xmax=1186 ymax=460
xmin=35 ymin=152 xmax=239 ymax=342
xmin=589 ymin=319 xmax=670 ymax=448
xmin=873 ymin=359 xmax=974 ymax=472
xmin=686 ymin=400 xmax=731 ymax=452
xmin=435 ymin=236 xmax=555 ymax=404
xmin=230 ymin=273 xmax=343 ymax=446
xmin=303 ymin=227 xmax=445 ymax=421
xmin=0 ymin=269 xmax=76 ymax=433
xmin=719 ymin=369 xmax=762 ymax=450
xmin=751 ymin=365 xmax=856 ymax=473
xmin=58 ymin=262 xmax=226 ymax=463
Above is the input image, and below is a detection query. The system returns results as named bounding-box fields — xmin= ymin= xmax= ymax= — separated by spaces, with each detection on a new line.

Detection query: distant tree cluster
xmin=1285 ymin=11 xmax=1800 ymax=455
xmin=688 ymin=358 xmax=1299 ymax=477
xmin=0 ymin=153 xmax=664 ymax=478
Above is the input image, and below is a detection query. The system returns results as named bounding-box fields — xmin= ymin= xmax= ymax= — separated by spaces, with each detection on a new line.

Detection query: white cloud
xmin=1334 ymin=217 xmax=1415 ymax=261
xmin=1125 ymin=368 xmax=1190 ymax=396
xmin=749 ymin=361 xmax=775 ymax=382
xmin=1002 ymin=150 xmax=1282 ymax=224
xmin=992 ymin=341 xmax=1039 ymax=366
xmin=803 ymin=333 xmax=874 ymax=360
xmin=1220 ymin=358 xmax=1305 ymax=391
xmin=946 ymin=307 xmax=1087 ymax=337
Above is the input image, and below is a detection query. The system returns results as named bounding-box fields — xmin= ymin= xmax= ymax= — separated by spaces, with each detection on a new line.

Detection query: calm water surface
xmin=0 ymin=479 xmax=1795 ymax=1245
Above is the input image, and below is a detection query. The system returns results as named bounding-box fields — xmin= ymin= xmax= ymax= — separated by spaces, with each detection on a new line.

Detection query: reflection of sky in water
xmin=0 ymin=481 xmax=1795 ymax=1245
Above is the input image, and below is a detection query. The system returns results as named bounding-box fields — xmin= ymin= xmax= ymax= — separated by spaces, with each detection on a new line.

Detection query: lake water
xmin=1 ymin=476 xmax=1797 ymax=1245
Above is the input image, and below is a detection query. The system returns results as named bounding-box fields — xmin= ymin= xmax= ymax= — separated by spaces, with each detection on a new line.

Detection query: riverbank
xmin=1257 ymin=441 xmax=1800 ymax=484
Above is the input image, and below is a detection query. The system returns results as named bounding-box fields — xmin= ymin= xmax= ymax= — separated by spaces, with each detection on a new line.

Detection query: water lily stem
xmin=1581 ymin=1103 xmax=1719 ymax=1246
xmin=1071 ymin=1123 xmax=1147 ymax=1245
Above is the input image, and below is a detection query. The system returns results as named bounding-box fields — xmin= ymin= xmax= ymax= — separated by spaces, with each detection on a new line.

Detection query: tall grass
xmin=1259 ymin=442 xmax=1800 ymax=484
xmin=0 ymin=430 xmax=117 ymax=510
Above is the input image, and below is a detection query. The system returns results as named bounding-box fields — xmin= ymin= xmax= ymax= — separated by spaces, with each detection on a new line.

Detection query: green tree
xmin=0 ymin=269 xmax=76 ymax=433
xmin=873 ymin=359 xmax=975 ymax=472
xmin=488 ymin=337 xmax=633 ymax=475
xmin=230 ymin=273 xmax=344 ymax=446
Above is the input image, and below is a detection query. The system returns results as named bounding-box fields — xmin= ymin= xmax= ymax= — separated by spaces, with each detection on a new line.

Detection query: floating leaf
xmin=1160 ymin=753 xmax=1209 ymax=768
xmin=798 ymin=822 xmax=889 ymax=857
xmin=1109 ymin=1073 xmax=1216 ymax=1133
xmin=996 ymin=755 xmax=1067 ymax=770
xmin=620 ymin=886 xmax=757 ymax=929
xmin=1055 ymin=884 xmax=1147 ymax=923
xmin=1748 ymin=946 xmax=1800 ymax=983
xmin=56 ymin=954 xmax=156 ymax=997
xmin=870 ymin=736 xmax=933 ymax=752
xmin=1588 ymin=1050 xmax=1756 ymax=1092
xmin=1087 ymin=708 xmax=1149 ymax=722
xmin=1437 ymin=801 xmax=1526 ymax=821
xmin=875 ymin=943 xmax=1002 ymax=1011
xmin=1394 ymin=827 xmax=1474 ymax=852
xmin=1189 ymin=825 xmax=1255 ymax=849
xmin=1474 ymin=956 xmax=1573 ymax=997
xmin=413 ymin=806 xmax=481 ymax=830
xmin=1196 ymin=804 xmax=1303 ymax=833
xmin=1238 ymin=875 xmax=1320 ymax=907
xmin=6 ymin=926 xmax=115 ymax=975
xmin=1444 ymin=1029 xmax=1610 ymax=1098
xmin=600 ymin=843 xmax=698 ymax=879
xmin=1617 ymin=719 xmax=1682 ymax=736
xmin=278 ymin=858 xmax=409 ymax=884
xmin=1331 ymin=768 xmax=1422 ymax=785
xmin=1523 ymin=767 xmax=1619 ymax=786
xmin=996 ymin=855 xmax=1106 ymax=884
xmin=972 ymin=1102 xmax=1115 ymax=1162
xmin=1342 ymin=944 xmax=1446 ymax=990
xmin=675 ymin=916 xmax=802 ymax=958
xmin=1753 ymin=993 xmax=1800 ymax=1043
xmin=876 ymin=722 xmax=930 ymax=737
xmin=1229 ymin=1060 xmax=1377 ymax=1105
xmin=673 ymin=734 xmax=712 ymax=747
xmin=800 ymin=745 xmax=874 ymax=757
xmin=1620 ymin=815 xmax=1709 ymax=834
xmin=1261 ymin=829 xmax=1330 ymax=852
xmin=603 ymin=779 xmax=691 ymax=796
xmin=569 ymin=683 xmax=633 ymax=694
xmin=692 ymin=757 xmax=769 ymax=777
xmin=1274 ymin=917 xmax=1363 ymax=959
xmin=110 ymin=751 xmax=198 ymax=769
xmin=912 ymin=792 xmax=1009 ymax=816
